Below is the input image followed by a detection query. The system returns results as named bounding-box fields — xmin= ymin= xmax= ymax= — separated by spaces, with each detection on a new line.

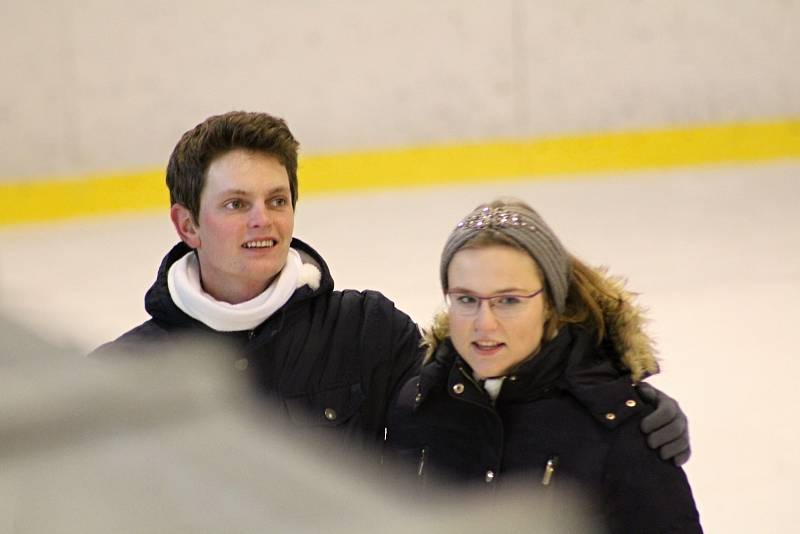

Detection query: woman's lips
xmin=472 ymin=341 xmax=505 ymax=356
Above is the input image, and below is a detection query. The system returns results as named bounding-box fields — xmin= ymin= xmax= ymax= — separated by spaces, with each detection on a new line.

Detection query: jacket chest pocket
xmin=515 ymin=450 xmax=605 ymax=494
xmin=283 ymin=383 xmax=365 ymax=428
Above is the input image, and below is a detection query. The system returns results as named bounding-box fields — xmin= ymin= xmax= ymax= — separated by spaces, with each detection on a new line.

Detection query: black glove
xmin=637 ymin=382 xmax=691 ymax=466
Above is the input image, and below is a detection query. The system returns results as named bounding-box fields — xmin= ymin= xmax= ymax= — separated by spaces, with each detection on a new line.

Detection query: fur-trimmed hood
xmin=422 ymin=268 xmax=659 ymax=382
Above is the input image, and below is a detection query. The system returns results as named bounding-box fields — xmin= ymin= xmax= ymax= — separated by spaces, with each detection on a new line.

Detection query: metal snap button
xmin=452 ymin=383 xmax=465 ymax=394
xmin=324 ymin=408 xmax=337 ymax=421
xmin=605 ymin=412 xmax=616 ymax=421
xmin=625 ymin=399 xmax=637 ymax=408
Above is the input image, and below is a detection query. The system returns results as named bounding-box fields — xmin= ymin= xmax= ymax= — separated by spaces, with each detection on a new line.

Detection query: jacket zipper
xmin=542 ymin=456 xmax=559 ymax=486
xmin=417 ymin=446 xmax=428 ymax=477
xmin=457 ymin=365 xmax=483 ymax=391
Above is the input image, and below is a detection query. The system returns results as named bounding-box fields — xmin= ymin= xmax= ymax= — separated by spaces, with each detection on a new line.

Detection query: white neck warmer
xmin=167 ymin=248 xmax=321 ymax=332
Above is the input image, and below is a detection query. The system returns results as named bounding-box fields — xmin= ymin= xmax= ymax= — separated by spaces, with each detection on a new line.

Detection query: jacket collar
xmin=414 ymin=326 xmax=644 ymax=429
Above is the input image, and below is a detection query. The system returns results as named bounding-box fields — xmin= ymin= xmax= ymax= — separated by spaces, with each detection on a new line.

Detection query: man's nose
xmin=248 ymin=203 xmax=271 ymax=227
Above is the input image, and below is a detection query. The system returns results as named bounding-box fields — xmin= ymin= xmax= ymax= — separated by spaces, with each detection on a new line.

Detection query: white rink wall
xmin=2 ymin=0 xmax=799 ymax=180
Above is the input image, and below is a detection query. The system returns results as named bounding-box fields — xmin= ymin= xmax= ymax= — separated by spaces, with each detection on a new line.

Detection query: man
xmin=95 ymin=111 xmax=689 ymax=461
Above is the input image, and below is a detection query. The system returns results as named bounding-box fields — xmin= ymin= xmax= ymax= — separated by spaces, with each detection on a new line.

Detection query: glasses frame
xmin=445 ymin=288 xmax=544 ymax=317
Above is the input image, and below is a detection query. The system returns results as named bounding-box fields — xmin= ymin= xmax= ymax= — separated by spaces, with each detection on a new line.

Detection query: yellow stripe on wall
xmin=2 ymin=119 xmax=799 ymax=226
xmin=0 ymin=170 xmax=167 ymax=227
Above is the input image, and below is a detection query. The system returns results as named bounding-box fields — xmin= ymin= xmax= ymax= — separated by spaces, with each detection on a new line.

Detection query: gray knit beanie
xmin=440 ymin=200 xmax=571 ymax=313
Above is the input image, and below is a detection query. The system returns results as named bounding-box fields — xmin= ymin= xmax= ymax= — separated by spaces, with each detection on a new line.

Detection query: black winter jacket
xmin=95 ymin=239 xmax=422 ymax=452
xmin=386 ymin=326 xmax=702 ymax=533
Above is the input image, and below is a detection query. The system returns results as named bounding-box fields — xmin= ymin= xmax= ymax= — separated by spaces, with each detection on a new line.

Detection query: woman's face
xmin=447 ymin=245 xmax=547 ymax=379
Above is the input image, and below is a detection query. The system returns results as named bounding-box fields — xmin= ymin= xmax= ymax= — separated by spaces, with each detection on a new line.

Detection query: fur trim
xmin=422 ymin=267 xmax=659 ymax=382
xmin=421 ymin=309 xmax=450 ymax=364
xmin=592 ymin=269 xmax=659 ymax=381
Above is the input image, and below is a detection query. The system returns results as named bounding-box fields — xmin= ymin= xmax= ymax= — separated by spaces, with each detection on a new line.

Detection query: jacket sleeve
xmin=388 ymin=308 xmax=424 ymax=398
xmin=88 ymin=320 xmax=170 ymax=357
xmin=602 ymin=414 xmax=703 ymax=534
xmin=358 ymin=291 xmax=424 ymax=442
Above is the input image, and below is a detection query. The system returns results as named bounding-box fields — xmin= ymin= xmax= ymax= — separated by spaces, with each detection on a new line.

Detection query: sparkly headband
xmin=455 ymin=206 xmax=536 ymax=231
xmin=441 ymin=202 xmax=570 ymax=313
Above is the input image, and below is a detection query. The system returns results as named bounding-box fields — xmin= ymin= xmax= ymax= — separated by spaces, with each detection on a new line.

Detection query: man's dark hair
xmin=166 ymin=111 xmax=300 ymax=222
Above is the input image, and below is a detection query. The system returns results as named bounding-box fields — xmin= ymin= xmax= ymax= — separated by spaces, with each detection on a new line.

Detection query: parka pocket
xmin=283 ymin=382 xmax=365 ymax=428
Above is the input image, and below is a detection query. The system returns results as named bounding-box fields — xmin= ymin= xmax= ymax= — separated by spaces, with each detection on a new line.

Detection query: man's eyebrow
xmin=217 ymin=188 xmax=250 ymax=197
xmin=216 ymin=186 xmax=289 ymax=197
xmin=266 ymin=186 xmax=291 ymax=195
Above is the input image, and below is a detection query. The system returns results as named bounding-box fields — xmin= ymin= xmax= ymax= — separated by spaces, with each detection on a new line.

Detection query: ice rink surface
xmin=1 ymin=161 xmax=798 ymax=533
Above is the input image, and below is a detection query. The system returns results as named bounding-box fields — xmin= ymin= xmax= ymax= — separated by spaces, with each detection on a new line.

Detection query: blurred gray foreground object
xmin=0 ymin=315 xmax=600 ymax=534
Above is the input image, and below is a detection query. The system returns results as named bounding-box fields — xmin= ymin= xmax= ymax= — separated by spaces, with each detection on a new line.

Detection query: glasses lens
xmin=491 ymin=295 xmax=523 ymax=318
xmin=447 ymin=293 xmax=478 ymax=316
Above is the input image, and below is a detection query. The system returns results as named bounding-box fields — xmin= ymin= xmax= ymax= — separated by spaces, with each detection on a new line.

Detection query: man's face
xmin=178 ymin=148 xmax=295 ymax=304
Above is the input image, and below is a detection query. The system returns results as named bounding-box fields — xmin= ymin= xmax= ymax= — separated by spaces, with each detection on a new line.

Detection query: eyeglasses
xmin=445 ymin=288 xmax=544 ymax=318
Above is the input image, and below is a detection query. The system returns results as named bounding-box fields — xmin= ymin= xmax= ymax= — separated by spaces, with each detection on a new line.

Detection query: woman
xmin=386 ymin=198 xmax=702 ymax=533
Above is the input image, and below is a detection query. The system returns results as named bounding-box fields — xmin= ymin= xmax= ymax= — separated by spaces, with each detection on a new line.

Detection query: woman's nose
xmin=473 ymin=300 xmax=499 ymax=330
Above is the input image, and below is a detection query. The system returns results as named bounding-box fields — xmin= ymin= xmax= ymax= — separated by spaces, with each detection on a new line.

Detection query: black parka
xmin=95 ymin=239 xmax=422 ymax=452
xmin=386 ymin=295 xmax=703 ymax=533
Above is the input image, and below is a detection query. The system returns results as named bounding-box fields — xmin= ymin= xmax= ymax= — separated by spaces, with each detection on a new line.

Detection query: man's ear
xmin=170 ymin=204 xmax=201 ymax=249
